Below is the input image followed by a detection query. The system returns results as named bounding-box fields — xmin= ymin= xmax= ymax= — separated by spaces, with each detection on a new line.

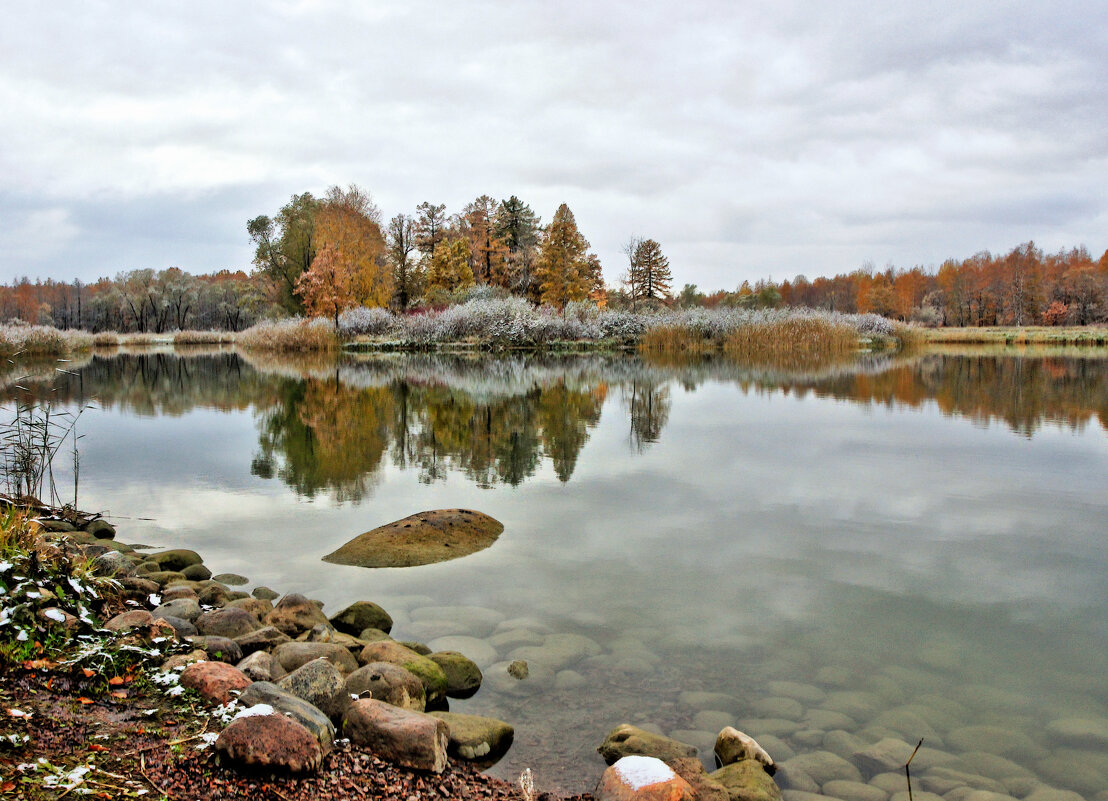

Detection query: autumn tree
xmin=387 ymin=213 xmax=421 ymax=310
xmin=295 ymin=244 xmax=354 ymax=326
xmin=462 ymin=195 xmax=508 ymax=286
xmin=536 ymin=204 xmax=594 ymax=311
xmin=425 ymin=237 xmax=475 ymax=294
xmin=313 ymin=185 xmax=391 ymax=309
xmin=248 ymin=192 xmax=320 ymax=314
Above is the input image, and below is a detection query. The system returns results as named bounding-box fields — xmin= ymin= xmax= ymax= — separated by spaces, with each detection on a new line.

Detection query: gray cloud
xmin=1 ymin=0 xmax=1105 ymax=289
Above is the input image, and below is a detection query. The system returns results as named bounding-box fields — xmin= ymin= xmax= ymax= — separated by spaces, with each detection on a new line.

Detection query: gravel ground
xmin=0 ymin=667 xmax=594 ymax=801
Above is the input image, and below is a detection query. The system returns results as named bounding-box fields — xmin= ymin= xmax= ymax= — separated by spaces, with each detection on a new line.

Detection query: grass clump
xmin=0 ymin=324 xmax=93 ymax=360
xmin=722 ymin=315 xmax=859 ymax=361
xmin=173 ymin=330 xmax=236 ymax=345
xmin=236 ymin=317 xmax=340 ymax=352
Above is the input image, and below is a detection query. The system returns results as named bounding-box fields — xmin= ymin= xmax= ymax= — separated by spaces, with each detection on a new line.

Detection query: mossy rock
xmin=429 ymin=651 xmax=482 ymax=699
xmin=430 ymin=711 xmax=513 ymax=764
xmin=181 ymin=563 xmax=212 ymax=581
xmin=146 ymin=570 xmax=188 ymax=586
xmin=709 ymin=759 xmax=782 ymax=801
xmin=151 ymin=549 xmax=204 ymax=572
xmin=84 ymin=519 xmax=116 ymax=540
xmin=322 ymin=509 xmax=503 ymax=568
xmin=330 ymin=601 xmax=393 ymax=636
xmin=598 ymin=724 xmax=698 ymax=765
xmin=359 ymin=641 xmax=448 ymax=701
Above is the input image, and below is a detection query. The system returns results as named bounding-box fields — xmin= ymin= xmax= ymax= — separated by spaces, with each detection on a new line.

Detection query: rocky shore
xmin=7 ymin=510 xmax=1100 ymax=801
xmin=3 ymin=511 xmax=781 ymax=801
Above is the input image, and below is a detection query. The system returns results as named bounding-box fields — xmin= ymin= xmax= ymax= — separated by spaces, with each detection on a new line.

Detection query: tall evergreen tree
xmin=629 ymin=238 xmax=673 ymax=303
xmin=414 ymin=202 xmax=447 ymax=262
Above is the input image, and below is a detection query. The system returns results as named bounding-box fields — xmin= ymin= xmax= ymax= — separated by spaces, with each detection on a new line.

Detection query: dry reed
xmin=236 ymin=318 xmax=340 ymax=352
xmin=723 ymin=317 xmax=859 ymax=362
xmin=173 ymin=330 xmax=236 ymax=345
xmin=0 ymin=324 xmax=93 ymax=359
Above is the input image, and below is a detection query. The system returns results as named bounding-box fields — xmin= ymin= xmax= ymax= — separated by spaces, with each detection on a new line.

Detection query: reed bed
xmin=0 ymin=324 xmax=93 ymax=359
xmin=92 ymin=331 xmax=120 ymax=346
xmin=173 ymin=329 xmax=236 ymax=345
xmin=236 ymin=317 xmax=340 ymax=352
xmin=722 ymin=316 xmax=859 ymax=361
xmin=920 ymin=326 xmax=1108 ymax=346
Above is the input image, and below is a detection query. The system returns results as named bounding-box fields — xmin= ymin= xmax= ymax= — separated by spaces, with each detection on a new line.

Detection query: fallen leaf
xmin=88 ymin=744 xmax=107 ymax=752
xmin=82 ymin=668 xmax=95 ymax=678
xmin=1 ymin=780 xmax=15 ymax=791
xmin=77 ymin=697 xmax=94 ymax=705
xmin=110 ymin=690 xmax=127 ymax=699
xmin=108 ymin=676 xmax=124 ymax=686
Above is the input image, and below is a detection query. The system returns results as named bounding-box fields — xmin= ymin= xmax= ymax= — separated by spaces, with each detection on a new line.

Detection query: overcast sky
xmin=2 ymin=1 xmax=1106 ymax=291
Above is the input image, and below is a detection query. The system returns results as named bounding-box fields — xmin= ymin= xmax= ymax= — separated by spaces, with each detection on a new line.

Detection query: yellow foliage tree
xmin=425 ymin=237 xmax=475 ymax=294
xmin=313 ymin=187 xmax=391 ymax=309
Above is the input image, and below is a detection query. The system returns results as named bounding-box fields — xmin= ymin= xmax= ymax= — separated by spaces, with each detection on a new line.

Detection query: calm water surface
xmin=7 ymin=347 xmax=1107 ymax=796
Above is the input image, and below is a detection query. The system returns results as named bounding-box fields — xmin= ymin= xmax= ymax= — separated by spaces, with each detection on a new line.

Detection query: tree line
xmin=2 ymin=180 xmax=1105 ymax=330
xmin=671 ymin=242 xmax=1108 ymax=326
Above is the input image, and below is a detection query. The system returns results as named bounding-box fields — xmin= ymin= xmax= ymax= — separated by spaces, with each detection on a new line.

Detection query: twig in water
xmin=903 ymin=737 xmax=923 ymax=801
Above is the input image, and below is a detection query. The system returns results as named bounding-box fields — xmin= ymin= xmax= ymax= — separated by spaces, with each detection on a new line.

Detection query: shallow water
xmin=6 ymin=347 xmax=1107 ymax=796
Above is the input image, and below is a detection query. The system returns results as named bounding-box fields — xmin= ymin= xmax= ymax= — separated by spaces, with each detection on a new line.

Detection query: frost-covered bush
xmin=852 ymin=312 xmax=896 ymax=337
xmin=338 ymin=306 xmax=398 ymax=338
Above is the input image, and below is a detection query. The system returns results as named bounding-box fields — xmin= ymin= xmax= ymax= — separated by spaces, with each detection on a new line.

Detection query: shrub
xmin=338 ymin=307 xmax=398 ymax=338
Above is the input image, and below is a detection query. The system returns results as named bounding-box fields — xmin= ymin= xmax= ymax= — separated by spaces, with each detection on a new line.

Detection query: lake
xmin=6 ymin=346 xmax=1107 ymax=797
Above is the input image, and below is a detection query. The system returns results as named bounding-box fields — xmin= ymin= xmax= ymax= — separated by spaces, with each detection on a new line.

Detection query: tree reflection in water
xmin=5 ymin=346 xmax=1105 ymax=502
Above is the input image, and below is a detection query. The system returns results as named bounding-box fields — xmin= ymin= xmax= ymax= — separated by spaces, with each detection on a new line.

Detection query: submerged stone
xmin=322 ymin=509 xmax=503 ymax=568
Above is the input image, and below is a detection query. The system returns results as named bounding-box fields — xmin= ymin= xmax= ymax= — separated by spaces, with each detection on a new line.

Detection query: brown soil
xmin=0 ymin=666 xmax=593 ymax=801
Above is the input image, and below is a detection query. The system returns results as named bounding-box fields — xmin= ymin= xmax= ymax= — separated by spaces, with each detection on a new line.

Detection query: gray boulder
xmin=236 ymin=650 xmax=287 ymax=682
xmin=716 ymin=727 xmax=776 ymax=774
xmin=266 ymin=593 xmax=330 ymax=636
xmin=277 ymin=658 xmax=350 ymax=725
xmin=273 ymin=641 xmax=359 ymax=674
xmin=234 ymin=626 xmax=292 ymax=656
xmin=153 ymin=598 xmax=202 ymax=623
xmin=195 ymin=607 xmax=261 ymax=639
xmin=239 ymin=681 xmax=335 ymax=752
xmin=186 ymin=635 xmax=243 ymax=664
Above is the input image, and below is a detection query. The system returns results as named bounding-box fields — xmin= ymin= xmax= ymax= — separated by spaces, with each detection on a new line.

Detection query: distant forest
xmin=2 ymin=185 xmax=1106 ymax=331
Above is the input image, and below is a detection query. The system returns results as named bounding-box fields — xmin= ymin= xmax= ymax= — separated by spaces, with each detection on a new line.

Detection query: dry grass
xmin=723 ymin=317 xmax=859 ymax=362
xmin=236 ymin=318 xmax=340 ymax=352
xmin=0 ymin=324 xmax=93 ymax=359
xmin=173 ymin=330 xmax=236 ymax=345
xmin=92 ymin=331 xmax=120 ymax=346
xmin=920 ymin=326 xmax=1108 ymax=346
xmin=638 ymin=325 xmax=719 ymax=354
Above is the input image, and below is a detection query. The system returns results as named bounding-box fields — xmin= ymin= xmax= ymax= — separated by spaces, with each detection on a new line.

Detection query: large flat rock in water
xmin=323 ymin=509 xmax=503 ymax=568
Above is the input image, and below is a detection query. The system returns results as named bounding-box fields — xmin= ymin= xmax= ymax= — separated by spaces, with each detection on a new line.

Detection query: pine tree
xmin=629 ymin=239 xmax=672 ymax=303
